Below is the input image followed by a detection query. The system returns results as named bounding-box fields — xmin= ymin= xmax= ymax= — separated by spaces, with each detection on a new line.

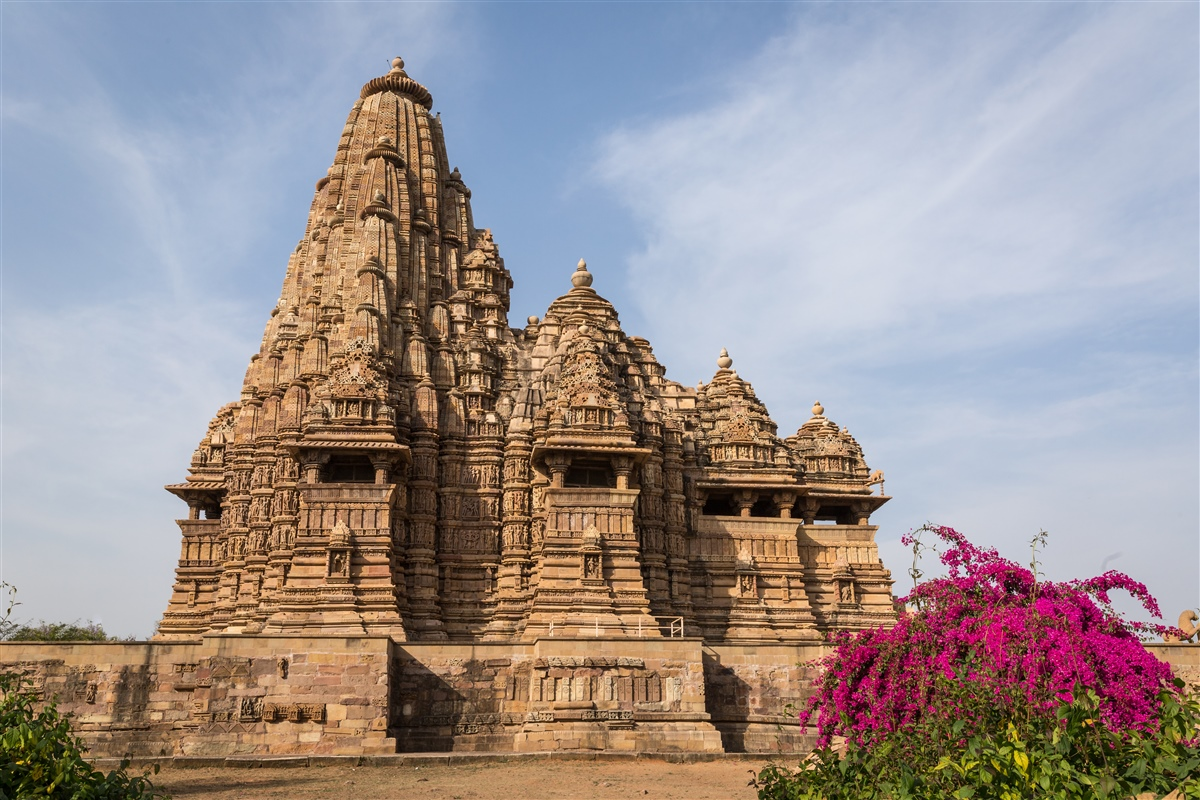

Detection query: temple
xmin=158 ymin=58 xmax=893 ymax=645
xmin=0 ymin=59 xmax=896 ymax=759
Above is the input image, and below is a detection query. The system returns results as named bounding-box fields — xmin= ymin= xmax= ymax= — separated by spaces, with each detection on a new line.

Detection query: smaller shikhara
xmin=157 ymin=58 xmax=893 ymax=643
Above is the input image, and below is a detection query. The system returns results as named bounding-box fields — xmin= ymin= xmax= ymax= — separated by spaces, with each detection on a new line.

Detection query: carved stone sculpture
xmin=157 ymin=56 xmax=895 ymax=644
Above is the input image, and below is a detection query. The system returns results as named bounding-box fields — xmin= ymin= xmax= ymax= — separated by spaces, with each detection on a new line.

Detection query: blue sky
xmin=2 ymin=2 xmax=1196 ymax=637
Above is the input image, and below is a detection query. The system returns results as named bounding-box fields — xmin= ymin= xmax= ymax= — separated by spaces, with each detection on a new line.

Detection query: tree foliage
xmin=5 ymin=622 xmax=113 ymax=643
xmin=0 ymin=583 xmax=165 ymax=799
xmin=757 ymin=526 xmax=1200 ymax=800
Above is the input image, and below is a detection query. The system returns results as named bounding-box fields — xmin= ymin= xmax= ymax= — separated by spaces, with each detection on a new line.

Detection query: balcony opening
xmin=749 ymin=497 xmax=777 ymax=518
xmin=326 ymin=455 xmax=375 ymax=483
xmin=564 ymin=461 xmax=614 ymax=488
xmin=702 ymin=492 xmax=736 ymax=516
xmin=815 ymin=504 xmax=853 ymax=525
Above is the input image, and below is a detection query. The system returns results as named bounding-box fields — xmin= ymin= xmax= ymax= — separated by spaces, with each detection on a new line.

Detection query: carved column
xmin=231 ymin=443 xmax=278 ymax=631
xmin=545 ymin=453 xmax=571 ymax=488
xmin=774 ymin=490 xmax=796 ymax=519
xmin=487 ymin=426 xmax=533 ymax=638
xmin=734 ymin=489 xmax=756 ymax=518
xmin=662 ymin=424 xmax=692 ymax=617
xmin=211 ymin=445 xmax=254 ymax=631
xmin=265 ymin=451 xmax=299 ymax=605
xmin=636 ymin=452 xmax=670 ymax=617
xmin=407 ymin=429 xmax=446 ymax=639
xmin=435 ymin=389 xmax=468 ymax=636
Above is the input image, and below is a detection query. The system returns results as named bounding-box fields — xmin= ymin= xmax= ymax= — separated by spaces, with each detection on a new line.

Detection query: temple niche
xmin=157 ymin=57 xmax=894 ymax=645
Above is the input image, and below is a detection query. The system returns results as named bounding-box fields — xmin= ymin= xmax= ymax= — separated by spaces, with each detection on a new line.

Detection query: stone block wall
xmin=390 ymin=638 xmax=723 ymax=754
xmin=1146 ymin=642 xmax=1200 ymax=690
xmin=702 ymin=643 xmax=823 ymax=753
xmin=0 ymin=636 xmax=393 ymax=758
xmin=3 ymin=637 xmax=1193 ymax=759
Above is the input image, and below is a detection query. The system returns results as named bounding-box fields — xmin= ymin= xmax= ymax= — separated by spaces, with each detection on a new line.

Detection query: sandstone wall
xmin=2 ymin=638 xmax=1195 ymax=759
xmin=1145 ymin=642 xmax=1200 ymax=690
xmin=702 ymin=643 xmax=824 ymax=753
xmin=390 ymin=638 xmax=723 ymax=754
xmin=0 ymin=636 xmax=393 ymax=758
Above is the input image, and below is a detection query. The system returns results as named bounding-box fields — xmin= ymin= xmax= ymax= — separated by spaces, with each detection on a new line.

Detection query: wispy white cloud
xmin=596 ymin=4 xmax=1195 ymax=365
xmin=593 ymin=4 xmax=1198 ymax=619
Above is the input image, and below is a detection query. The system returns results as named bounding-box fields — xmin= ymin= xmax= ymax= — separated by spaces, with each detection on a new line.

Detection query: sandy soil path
xmin=151 ymin=757 xmax=776 ymax=800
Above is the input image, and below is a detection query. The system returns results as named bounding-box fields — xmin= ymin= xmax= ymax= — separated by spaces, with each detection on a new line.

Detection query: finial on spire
xmin=812 ymin=400 xmax=824 ymax=417
xmin=717 ymin=348 xmax=733 ymax=370
xmin=361 ymin=54 xmax=432 ymax=107
xmin=571 ymin=258 xmax=593 ymax=289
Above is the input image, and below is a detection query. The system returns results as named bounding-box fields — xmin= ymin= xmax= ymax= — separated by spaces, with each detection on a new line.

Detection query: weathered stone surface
xmin=0 ymin=638 xmax=393 ymax=758
xmin=1146 ymin=643 xmax=1200 ymax=690
xmin=3 ymin=636 xmax=1195 ymax=758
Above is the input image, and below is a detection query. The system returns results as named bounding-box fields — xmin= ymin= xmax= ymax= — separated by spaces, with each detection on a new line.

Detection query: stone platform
xmin=3 ymin=639 xmax=1194 ymax=759
xmin=0 ymin=636 xmax=825 ymax=759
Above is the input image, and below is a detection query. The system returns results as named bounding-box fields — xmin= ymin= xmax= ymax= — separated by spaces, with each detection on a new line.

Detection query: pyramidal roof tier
xmin=159 ymin=59 xmax=892 ymax=645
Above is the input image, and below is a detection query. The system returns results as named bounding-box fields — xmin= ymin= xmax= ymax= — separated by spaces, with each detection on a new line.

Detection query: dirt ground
xmin=151 ymin=757 xmax=777 ymax=800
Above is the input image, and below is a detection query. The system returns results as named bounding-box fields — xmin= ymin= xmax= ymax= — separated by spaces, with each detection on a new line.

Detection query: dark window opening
xmin=750 ymin=497 xmax=777 ymax=518
xmin=815 ymin=505 xmax=852 ymax=525
xmin=564 ymin=462 xmax=614 ymax=488
xmin=326 ymin=455 xmax=375 ymax=483
xmin=702 ymin=492 xmax=736 ymax=516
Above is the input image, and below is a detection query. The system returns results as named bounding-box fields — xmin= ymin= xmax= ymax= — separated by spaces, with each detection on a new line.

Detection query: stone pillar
xmin=407 ymin=430 xmax=446 ymax=639
xmin=635 ymin=452 xmax=670 ymax=617
xmin=211 ymin=446 xmax=254 ymax=631
xmin=774 ymin=490 xmax=796 ymax=519
xmin=545 ymin=453 xmax=571 ymax=488
xmin=735 ymin=490 xmax=756 ymax=518
xmin=662 ymin=424 xmax=692 ymax=618
xmin=487 ymin=428 xmax=533 ymax=638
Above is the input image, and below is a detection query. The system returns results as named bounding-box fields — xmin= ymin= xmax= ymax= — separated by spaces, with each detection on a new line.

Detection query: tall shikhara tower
xmin=159 ymin=59 xmax=893 ymax=643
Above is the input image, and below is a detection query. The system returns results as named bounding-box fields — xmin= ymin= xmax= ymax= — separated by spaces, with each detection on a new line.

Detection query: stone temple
xmin=158 ymin=57 xmax=893 ymax=646
xmin=2 ymin=59 xmax=897 ymax=758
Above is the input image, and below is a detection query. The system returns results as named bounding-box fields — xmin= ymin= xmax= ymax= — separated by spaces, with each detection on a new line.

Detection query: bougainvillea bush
xmin=757 ymin=526 xmax=1200 ymax=800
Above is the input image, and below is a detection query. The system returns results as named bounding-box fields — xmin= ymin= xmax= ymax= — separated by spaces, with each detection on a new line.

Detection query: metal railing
xmin=546 ymin=616 xmax=685 ymax=637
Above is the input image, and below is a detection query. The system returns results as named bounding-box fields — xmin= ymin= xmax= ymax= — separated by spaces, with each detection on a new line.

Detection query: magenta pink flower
xmin=803 ymin=525 xmax=1175 ymax=746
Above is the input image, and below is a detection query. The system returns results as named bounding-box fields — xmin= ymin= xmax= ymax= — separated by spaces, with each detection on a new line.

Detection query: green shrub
xmin=5 ymin=622 xmax=113 ymax=643
xmin=0 ymin=582 xmax=164 ymax=799
xmin=757 ymin=680 xmax=1200 ymax=799
xmin=0 ymin=670 xmax=166 ymax=800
